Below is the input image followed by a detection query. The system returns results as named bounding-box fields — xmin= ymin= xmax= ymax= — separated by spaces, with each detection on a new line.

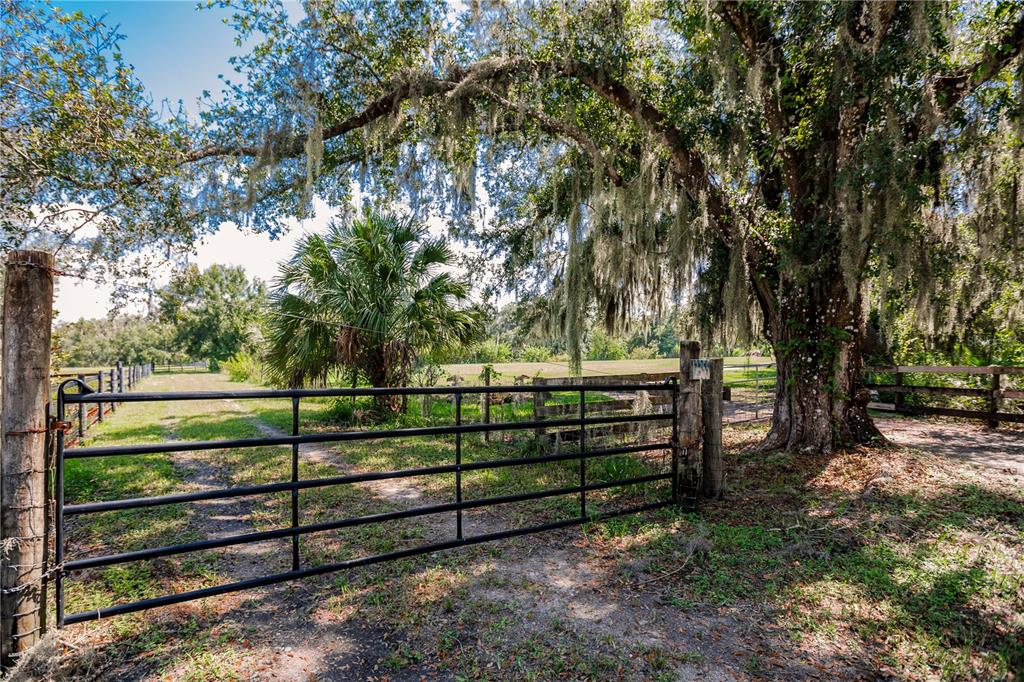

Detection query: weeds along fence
xmin=865 ymin=365 xmax=1024 ymax=426
xmin=528 ymin=362 xmax=777 ymax=429
xmin=720 ymin=361 xmax=776 ymax=424
xmin=50 ymin=363 xmax=153 ymax=445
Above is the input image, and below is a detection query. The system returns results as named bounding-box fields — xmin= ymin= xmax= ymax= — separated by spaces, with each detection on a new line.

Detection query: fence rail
xmin=49 ymin=362 xmax=152 ymax=444
xmin=865 ymin=365 xmax=1024 ymax=427
xmin=151 ymin=360 xmax=209 ymax=374
xmin=54 ymin=378 xmax=686 ymax=626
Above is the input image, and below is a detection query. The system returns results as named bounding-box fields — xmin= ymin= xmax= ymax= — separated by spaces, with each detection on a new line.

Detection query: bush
xmin=465 ymin=340 xmax=513 ymax=363
xmin=520 ymin=345 xmax=552 ymax=362
xmin=586 ymin=329 xmax=627 ymax=361
xmin=222 ymin=351 xmax=264 ymax=383
xmin=627 ymin=344 xmax=658 ymax=360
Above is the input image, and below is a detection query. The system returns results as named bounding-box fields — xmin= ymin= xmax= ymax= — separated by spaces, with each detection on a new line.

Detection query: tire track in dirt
xmin=229 ymin=400 xmax=503 ymax=540
xmin=152 ymin=398 xmax=444 ymax=681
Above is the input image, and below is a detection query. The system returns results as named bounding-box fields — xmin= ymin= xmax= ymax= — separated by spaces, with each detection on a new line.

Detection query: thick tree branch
xmin=467 ymin=84 xmax=624 ymax=186
xmin=933 ymin=8 xmax=1024 ymax=112
xmin=716 ymin=2 xmax=806 ymax=210
xmin=554 ymin=60 xmax=732 ymax=236
xmin=717 ymin=1 xmax=787 ymax=138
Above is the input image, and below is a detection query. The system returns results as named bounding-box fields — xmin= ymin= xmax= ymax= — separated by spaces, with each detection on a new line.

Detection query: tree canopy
xmin=0 ymin=0 xmax=219 ymax=283
xmin=8 ymin=0 xmax=1024 ymax=452
xmin=158 ymin=263 xmax=266 ymax=363
xmin=182 ymin=0 xmax=1023 ymax=451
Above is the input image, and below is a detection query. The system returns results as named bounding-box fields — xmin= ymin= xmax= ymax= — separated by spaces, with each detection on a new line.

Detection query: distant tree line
xmin=54 ymin=264 xmax=265 ymax=369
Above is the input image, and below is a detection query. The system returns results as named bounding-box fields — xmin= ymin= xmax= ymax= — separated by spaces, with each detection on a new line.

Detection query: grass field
xmin=23 ymin=369 xmax=1020 ymax=681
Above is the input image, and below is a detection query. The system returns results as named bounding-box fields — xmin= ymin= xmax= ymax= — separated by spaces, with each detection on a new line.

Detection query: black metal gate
xmin=55 ymin=379 xmax=686 ymax=626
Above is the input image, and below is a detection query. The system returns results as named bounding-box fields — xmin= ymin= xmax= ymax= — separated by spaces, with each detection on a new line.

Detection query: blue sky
xmin=57 ymin=0 xmax=259 ymax=118
xmin=52 ymin=2 xmax=481 ymax=321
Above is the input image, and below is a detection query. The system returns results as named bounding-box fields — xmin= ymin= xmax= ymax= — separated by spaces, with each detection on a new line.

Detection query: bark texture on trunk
xmin=762 ymin=275 xmax=881 ymax=453
xmin=1 ymin=250 xmax=54 ymax=667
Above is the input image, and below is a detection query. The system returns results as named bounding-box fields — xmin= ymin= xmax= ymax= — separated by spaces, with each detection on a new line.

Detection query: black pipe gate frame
xmin=54 ymin=378 xmax=687 ymax=626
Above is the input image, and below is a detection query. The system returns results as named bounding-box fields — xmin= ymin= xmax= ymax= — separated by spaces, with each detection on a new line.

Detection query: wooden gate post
xmin=1 ymin=250 xmax=55 ymax=668
xmin=701 ymin=358 xmax=724 ymax=497
xmin=532 ymin=377 xmax=548 ymax=437
xmin=678 ymin=341 xmax=702 ymax=497
xmin=894 ymin=369 xmax=905 ymax=414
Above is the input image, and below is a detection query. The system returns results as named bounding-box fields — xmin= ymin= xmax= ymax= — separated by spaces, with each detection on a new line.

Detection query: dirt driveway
xmin=875 ymin=416 xmax=1024 ymax=474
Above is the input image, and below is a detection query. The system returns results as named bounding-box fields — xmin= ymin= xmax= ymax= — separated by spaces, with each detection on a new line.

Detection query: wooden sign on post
xmin=690 ymin=359 xmax=711 ymax=381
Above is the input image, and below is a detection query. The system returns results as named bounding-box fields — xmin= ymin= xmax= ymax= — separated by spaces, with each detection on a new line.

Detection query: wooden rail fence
xmin=865 ymin=365 xmax=1024 ymax=427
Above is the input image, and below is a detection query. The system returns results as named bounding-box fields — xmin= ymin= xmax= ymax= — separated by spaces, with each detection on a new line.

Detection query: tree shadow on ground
xmin=591 ymin=434 xmax=1024 ymax=680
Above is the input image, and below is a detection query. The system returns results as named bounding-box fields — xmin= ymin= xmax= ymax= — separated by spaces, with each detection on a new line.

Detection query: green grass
xmin=53 ymin=371 xmax=1022 ymax=681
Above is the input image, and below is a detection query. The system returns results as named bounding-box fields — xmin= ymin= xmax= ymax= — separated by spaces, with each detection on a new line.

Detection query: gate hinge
xmin=49 ymin=417 xmax=72 ymax=432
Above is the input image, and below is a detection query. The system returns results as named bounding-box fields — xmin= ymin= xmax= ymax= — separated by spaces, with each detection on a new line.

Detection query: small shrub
xmin=627 ymin=344 xmax=658 ymax=360
xmin=466 ymin=340 xmax=512 ymax=363
xmin=222 ymin=351 xmax=264 ymax=383
xmin=586 ymin=330 xmax=627 ymax=361
xmin=520 ymin=345 xmax=553 ymax=362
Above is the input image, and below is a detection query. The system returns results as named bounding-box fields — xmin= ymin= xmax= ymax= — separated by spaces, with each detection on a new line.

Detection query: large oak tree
xmin=151 ymin=0 xmax=1024 ymax=452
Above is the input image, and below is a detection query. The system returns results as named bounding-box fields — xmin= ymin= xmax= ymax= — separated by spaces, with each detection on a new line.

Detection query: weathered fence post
xmin=894 ymin=368 xmax=904 ymax=414
xmin=701 ymin=358 xmax=724 ymax=498
xmin=678 ymin=341 xmax=702 ymax=499
xmin=1 ymin=250 xmax=54 ymax=668
xmin=76 ymin=374 xmax=85 ymax=440
xmin=989 ymin=367 xmax=1001 ymax=429
xmin=108 ymin=369 xmax=116 ymax=413
xmin=533 ymin=377 xmax=548 ymax=437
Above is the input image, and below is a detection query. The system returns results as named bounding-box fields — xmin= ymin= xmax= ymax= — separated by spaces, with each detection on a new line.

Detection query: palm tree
xmin=265 ymin=209 xmax=484 ymax=416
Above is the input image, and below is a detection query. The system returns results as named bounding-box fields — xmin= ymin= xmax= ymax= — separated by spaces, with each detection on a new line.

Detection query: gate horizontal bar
xmin=64 ymin=472 xmax=671 ymax=571
xmin=64 ymin=413 xmax=672 ymax=459
xmin=61 ymin=500 xmax=670 ymax=624
xmin=64 ymin=442 xmax=669 ymax=516
xmin=61 ymin=382 xmax=675 ymax=404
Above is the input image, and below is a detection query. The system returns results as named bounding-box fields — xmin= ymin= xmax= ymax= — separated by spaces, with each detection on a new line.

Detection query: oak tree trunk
xmin=762 ymin=273 xmax=881 ymax=453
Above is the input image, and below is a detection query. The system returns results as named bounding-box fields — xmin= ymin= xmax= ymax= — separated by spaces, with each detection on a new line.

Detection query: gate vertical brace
xmin=96 ymin=371 xmax=103 ymax=422
xmin=482 ymin=367 xmax=491 ymax=444
xmin=578 ymin=389 xmax=587 ymax=519
xmin=54 ymin=390 xmax=65 ymax=628
xmin=1 ymin=250 xmax=55 ymax=668
xmin=76 ymin=374 xmax=85 ymax=440
xmin=454 ymin=393 xmax=463 ymax=540
xmin=670 ymin=377 xmax=680 ymax=505
xmin=291 ymin=397 xmax=300 ymax=571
